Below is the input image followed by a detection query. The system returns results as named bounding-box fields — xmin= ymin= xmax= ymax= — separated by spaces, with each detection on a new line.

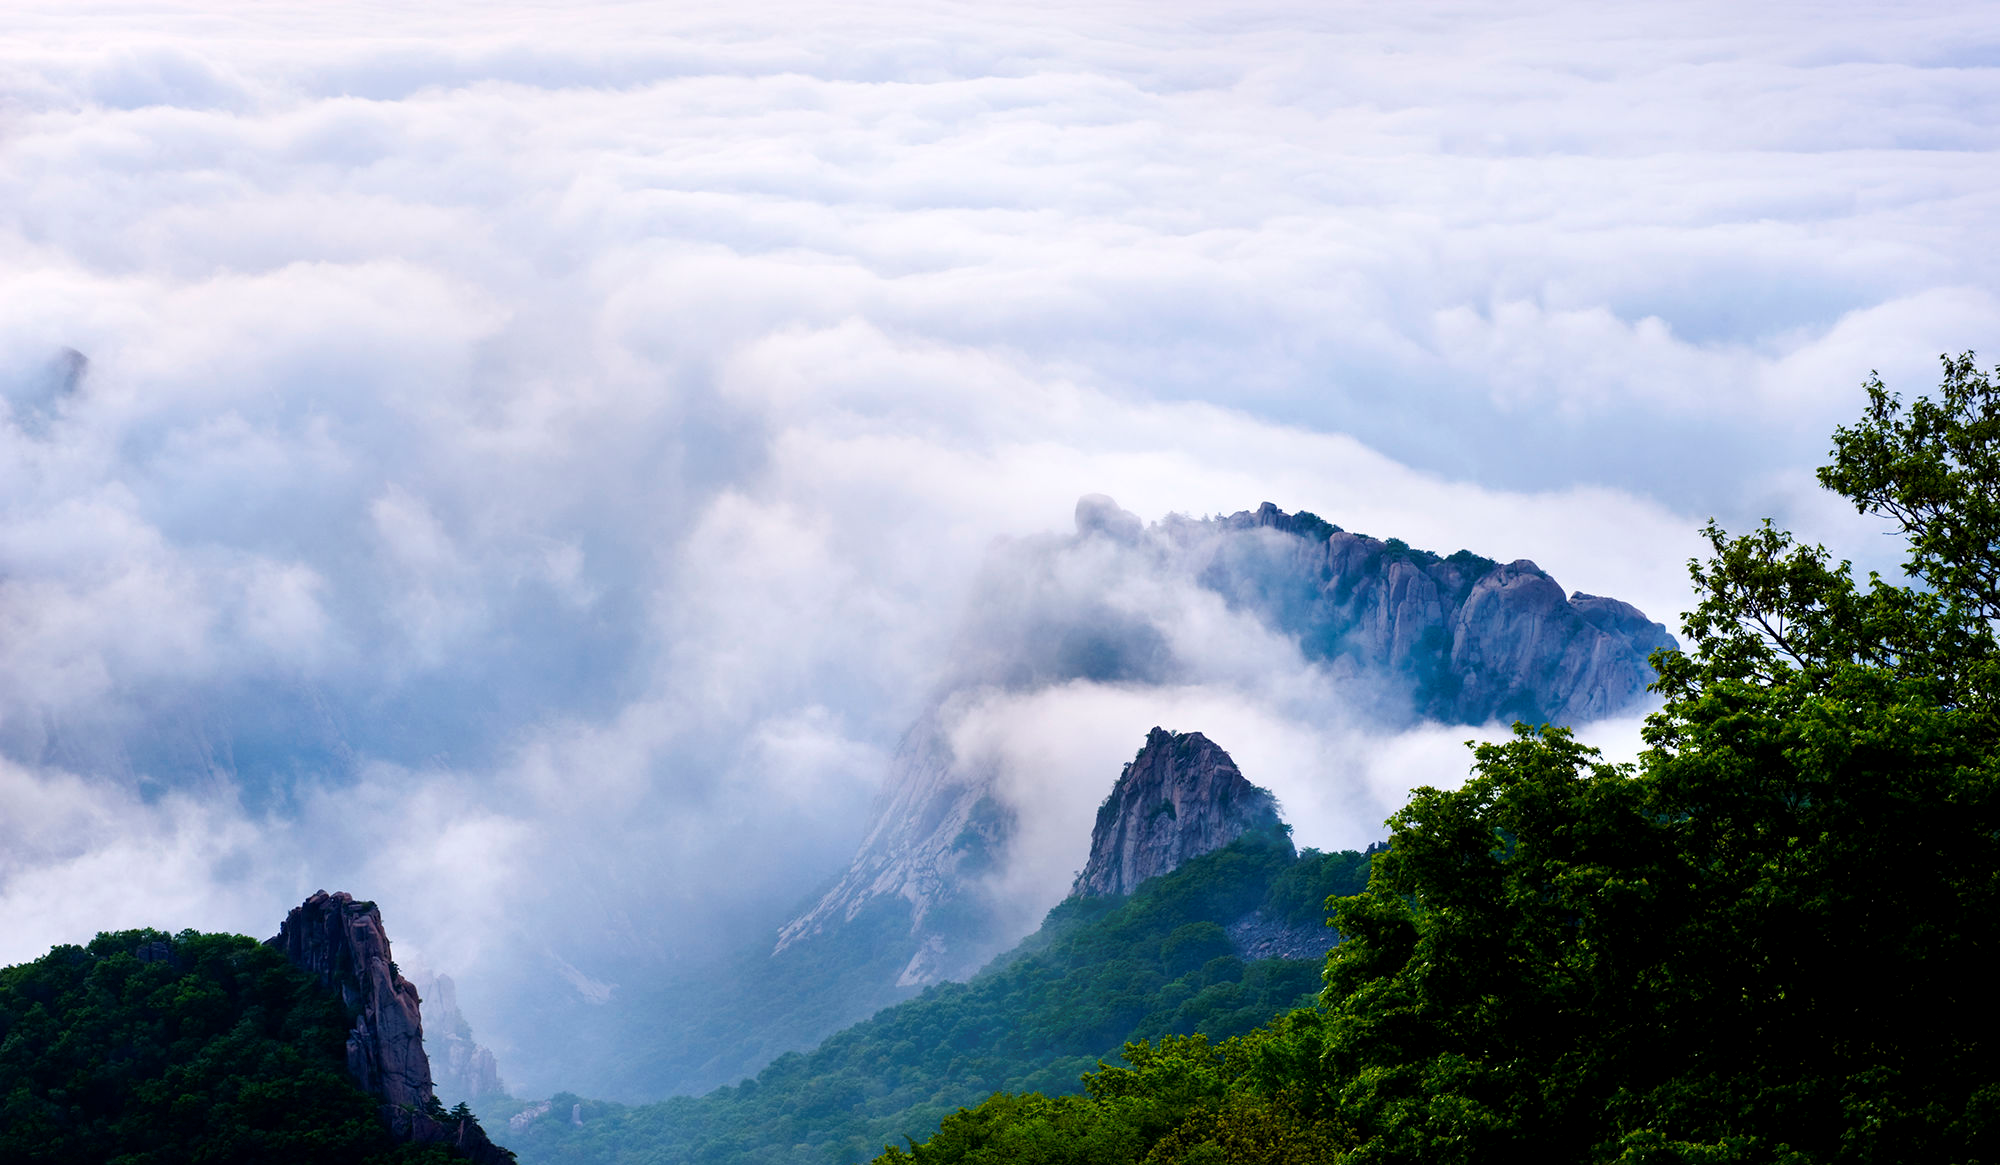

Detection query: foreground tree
xmin=1317 ymin=352 xmax=2000 ymax=1163
xmin=878 ymin=353 xmax=2000 ymax=1165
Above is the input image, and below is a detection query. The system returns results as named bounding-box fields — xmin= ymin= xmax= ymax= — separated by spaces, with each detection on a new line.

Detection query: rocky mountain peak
xmin=270 ymin=891 xmax=513 ymax=1163
xmin=1072 ymin=728 xmax=1289 ymax=898
xmin=1200 ymin=505 xmax=1680 ymax=725
xmin=773 ymin=498 xmax=1677 ymax=992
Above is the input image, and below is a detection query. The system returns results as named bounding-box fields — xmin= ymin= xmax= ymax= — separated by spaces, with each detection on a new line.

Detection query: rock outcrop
xmin=412 ymin=972 xmax=507 ymax=1105
xmin=773 ymin=710 xmax=1013 ymax=986
xmin=1073 ymin=728 xmax=1287 ymax=898
xmin=270 ymin=892 xmax=514 ymax=1164
xmin=1226 ymin=909 xmax=1341 ymax=961
xmin=1198 ymin=501 xmax=1679 ymax=726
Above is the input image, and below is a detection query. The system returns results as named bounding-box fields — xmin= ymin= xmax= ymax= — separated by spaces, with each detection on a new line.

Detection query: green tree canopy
xmin=1316 ymin=352 xmax=2000 ymax=1163
xmin=0 ymin=928 xmax=463 ymax=1165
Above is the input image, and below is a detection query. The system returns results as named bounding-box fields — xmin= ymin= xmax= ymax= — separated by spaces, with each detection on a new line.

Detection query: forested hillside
xmin=0 ymin=929 xmax=466 ymax=1164
xmin=490 ymin=834 xmax=1371 ymax=1165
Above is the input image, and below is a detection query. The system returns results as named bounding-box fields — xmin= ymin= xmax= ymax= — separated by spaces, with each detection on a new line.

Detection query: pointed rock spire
xmin=1072 ymin=728 xmax=1289 ymax=898
xmin=271 ymin=891 xmax=515 ymax=1163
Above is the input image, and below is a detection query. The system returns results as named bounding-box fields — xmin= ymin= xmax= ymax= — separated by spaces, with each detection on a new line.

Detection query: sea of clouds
xmin=2 ymin=0 xmax=1994 ymax=1091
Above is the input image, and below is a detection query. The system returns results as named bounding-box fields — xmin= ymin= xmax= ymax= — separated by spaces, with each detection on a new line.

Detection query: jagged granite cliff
xmin=776 ymin=497 xmax=1678 ymax=990
xmin=1073 ymin=728 xmax=1286 ymax=898
xmin=1072 ymin=726 xmax=1344 ymax=963
xmin=271 ymin=891 xmax=514 ymax=1164
xmin=1198 ymin=501 xmax=1677 ymax=725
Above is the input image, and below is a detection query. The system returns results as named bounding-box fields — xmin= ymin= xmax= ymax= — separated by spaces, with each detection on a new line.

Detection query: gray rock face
xmin=412 ymin=972 xmax=507 ymax=1105
xmin=271 ymin=891 xmax=514 ymax=1164
xmin=774 ymin=711 xmax=1014 ymax=986
xmin=1199 ymin=502 xmax=1679 ymax=726
xmin=1072 ymin=728 xmax=1287 ymax=898
xmin=272 ymin=891 xmax=432 ymax=1114
xmin=1226 ymin=910 xmax=1340 ymax=962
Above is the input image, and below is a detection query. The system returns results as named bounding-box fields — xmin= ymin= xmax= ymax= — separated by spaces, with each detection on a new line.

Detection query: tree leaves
xmin=0 ymin=930 xmax=459 ymax=1164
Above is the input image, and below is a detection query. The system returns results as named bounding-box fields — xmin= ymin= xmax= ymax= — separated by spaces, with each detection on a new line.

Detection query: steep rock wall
xmin=271 ymin=891 xmax=514 ymax=1164
xmin=412 ymin=972 xmax=507 ymax=1105
xmin=1199 ymin=502 xmax=1679 ymax=725
xmin=1072 ymin=727 xmax=1287 ymax=898
xmin=772 ymin=711 xmax=1015 ymax=986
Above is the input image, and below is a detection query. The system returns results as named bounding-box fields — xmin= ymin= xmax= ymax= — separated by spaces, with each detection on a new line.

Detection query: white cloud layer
xmin=2 ymin=0 xmax=1994 ymax=1090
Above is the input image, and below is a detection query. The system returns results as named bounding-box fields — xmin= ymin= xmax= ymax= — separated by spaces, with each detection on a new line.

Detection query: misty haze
xmin=3 ymin=3 xmax=1997 ymax=1164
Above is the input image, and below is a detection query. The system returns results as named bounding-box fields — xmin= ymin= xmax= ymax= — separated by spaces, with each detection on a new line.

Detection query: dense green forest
xmin=875 ymin=355 xmax=2000 ymax=1163
xmin=488 ymin=834 xmax=1372 ymax=1165
xmin=0 ymin=928 xmax=464 ymax=1165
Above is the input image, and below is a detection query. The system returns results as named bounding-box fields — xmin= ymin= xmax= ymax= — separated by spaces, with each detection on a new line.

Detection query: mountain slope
xmin=499 ymin=727 xmax=1367 ymax=1165
xmin=273 ymin=891 xmax=514 ymax=1163
xmin=1196 ymin=501 xmax=1676 ymax=725
xmin=491 ymin=833 xmax=1371 ymax=1165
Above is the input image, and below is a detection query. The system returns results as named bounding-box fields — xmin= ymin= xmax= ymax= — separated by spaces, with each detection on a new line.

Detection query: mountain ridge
xmin=779 ymin=497 xmax=1678 ymax=993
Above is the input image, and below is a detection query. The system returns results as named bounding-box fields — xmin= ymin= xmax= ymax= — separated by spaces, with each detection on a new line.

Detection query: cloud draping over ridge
xmin=1 ymin=0 xmax=1993 ymax=1088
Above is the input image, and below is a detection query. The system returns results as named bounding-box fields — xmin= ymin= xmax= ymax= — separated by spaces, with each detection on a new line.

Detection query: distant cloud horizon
xmin=2 ymin=0 xmax=1992 ymax=1092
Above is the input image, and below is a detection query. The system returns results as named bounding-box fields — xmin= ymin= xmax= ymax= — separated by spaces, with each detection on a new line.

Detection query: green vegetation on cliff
xmin=492 ymin=835 xmax=1372 ymax=1165
xmin=0 ymin=928 xmax=461 ymax=1165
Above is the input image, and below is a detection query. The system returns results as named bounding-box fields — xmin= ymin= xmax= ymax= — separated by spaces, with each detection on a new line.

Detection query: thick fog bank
xmin=2 ymin=0 xmax=1989 ymax=1089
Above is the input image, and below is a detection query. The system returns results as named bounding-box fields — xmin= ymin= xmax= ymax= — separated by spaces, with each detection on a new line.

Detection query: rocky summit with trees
xmin=875 ymin=354 xmax=2000 ymax=1165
